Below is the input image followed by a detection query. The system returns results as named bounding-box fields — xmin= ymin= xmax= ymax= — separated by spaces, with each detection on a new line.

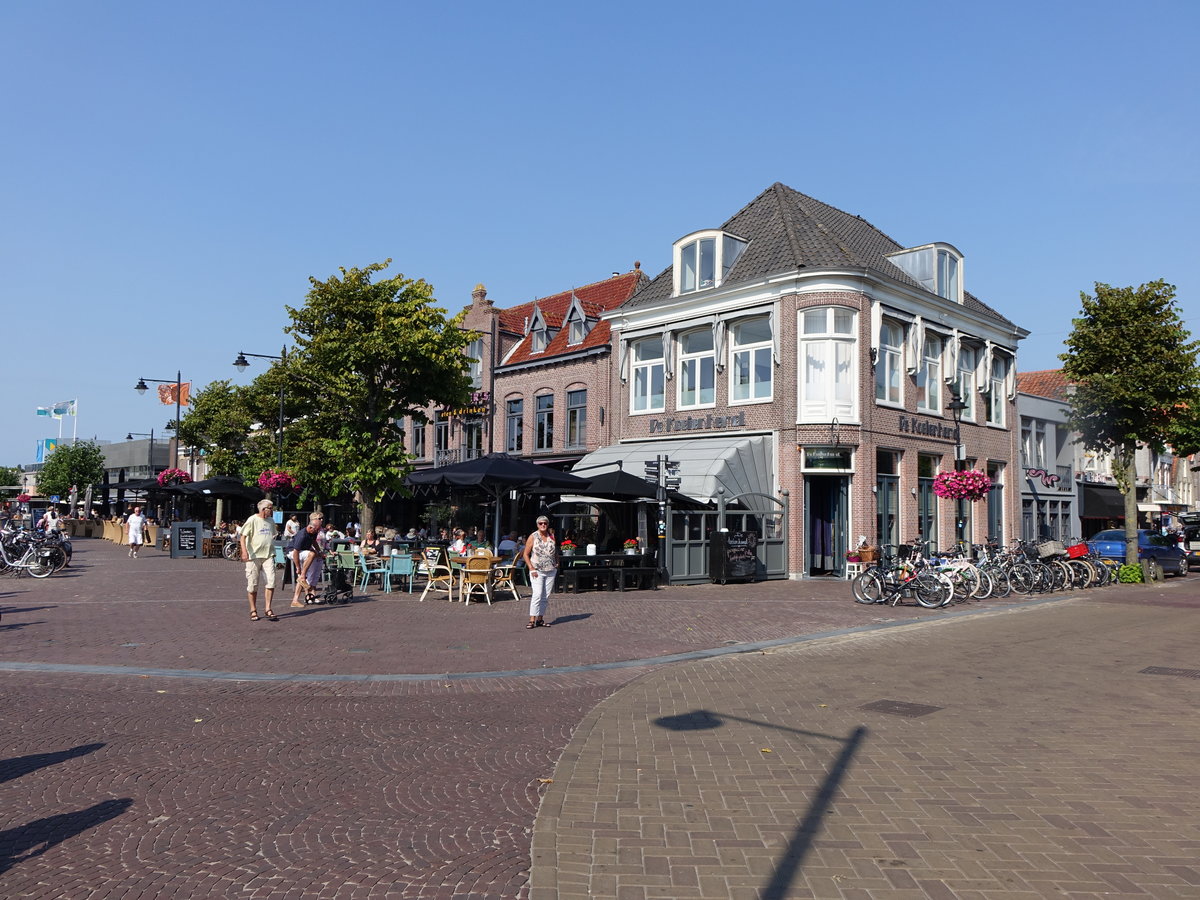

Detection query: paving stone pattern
xmin=2 ymin=539 xmax=1197 ymax=898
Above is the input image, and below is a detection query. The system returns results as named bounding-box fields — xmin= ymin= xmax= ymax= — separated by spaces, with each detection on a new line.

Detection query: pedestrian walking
xmin=126 ymin=506 xmax=147 ymax=558
xmin=522 ymin=515 xmax=558 ymax=629
xmin=240 ymin=499 xmax=279 ymax=622
xmin=282 ymin=514 xmax=301 ymax=542
xmin=289 ymin=512 xmax=325 ymax=607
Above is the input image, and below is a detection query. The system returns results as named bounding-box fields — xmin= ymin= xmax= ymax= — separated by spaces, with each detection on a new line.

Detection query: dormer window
xmin=885 ymin=242 xmax=964 ymax=303
xmin=528 ymin=309 xmax=550 ymax=353
xmin=673 ymin=230 xmax=748 ymax=295
xmin=566 ymin=307 xmax=586 ymax=345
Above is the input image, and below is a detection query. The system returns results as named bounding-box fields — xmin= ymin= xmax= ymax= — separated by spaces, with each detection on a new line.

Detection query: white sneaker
xmin=128 ymin=549 xmax=133 ymax=557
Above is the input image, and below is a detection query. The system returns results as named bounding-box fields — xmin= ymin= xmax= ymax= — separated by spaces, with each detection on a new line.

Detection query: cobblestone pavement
xmin=533 ymin=580 xmax=1200 ymax=899
xmin=1 ymin=539 xmax=1195 ymax=898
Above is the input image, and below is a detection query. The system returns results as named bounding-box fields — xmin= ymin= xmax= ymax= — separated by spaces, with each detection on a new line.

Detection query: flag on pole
xmin=36 ymin=407 xmax=51 ymax=417
xmin=157 ymin=383 xmax=191 ymax=406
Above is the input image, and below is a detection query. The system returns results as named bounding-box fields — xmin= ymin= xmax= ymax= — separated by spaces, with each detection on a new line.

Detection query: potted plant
xmin=623 ymin=538 xmax=640 ymax=555
xmin=845 ymin=550 xmax=862 ymax=563
xmin=560 ymin=538 xmax=577 ymax=556
xmin=156 ymin=468 xmax=192 ymax=487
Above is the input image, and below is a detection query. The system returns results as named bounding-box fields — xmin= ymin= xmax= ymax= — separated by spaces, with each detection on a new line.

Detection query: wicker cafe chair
xmin=461 ymin=554 xmax=494 ymax=605
xmin=418 ymin=546 xmax=455 ymax=602
xmin=491 ymin=551 xmax=522 ymax=601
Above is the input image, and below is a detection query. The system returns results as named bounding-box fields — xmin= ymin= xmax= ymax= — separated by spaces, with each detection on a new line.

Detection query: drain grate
xmin=859 ymin=699 xmax=943 ymax=718
xmin=1139 ymin=666 xmax=1200 ymax=679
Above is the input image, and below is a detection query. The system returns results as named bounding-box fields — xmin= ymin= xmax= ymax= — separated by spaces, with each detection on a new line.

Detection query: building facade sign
xmin=441 ymin=390 xmax=492 ymax=420
xmin=897 ymin=415 xmax=956 ymax=439
xmin=647 ymin=411 xmax=746 ymax=435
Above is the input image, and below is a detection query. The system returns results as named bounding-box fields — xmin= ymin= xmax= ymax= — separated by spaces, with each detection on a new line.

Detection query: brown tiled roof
xmin=1016 ymin=369 xmax=1072 ymax=401
xmin=499 ymin=269 xmax=646 ymax=366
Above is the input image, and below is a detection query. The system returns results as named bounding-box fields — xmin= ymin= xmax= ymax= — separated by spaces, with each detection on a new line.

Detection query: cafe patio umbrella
xmin=404 ymin=453 xmax=591 ymax=546
xmin=174 ymin=475 xmax=266 ymax=501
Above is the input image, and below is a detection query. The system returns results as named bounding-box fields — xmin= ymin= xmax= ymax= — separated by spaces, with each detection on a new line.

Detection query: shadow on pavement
xmin=0 ymin=798 xmax=133 ymax=876
xmin=652 ymin=709 xmax=868 ymax=900
xmin=0 ymin=742 xmax=106 ymax=786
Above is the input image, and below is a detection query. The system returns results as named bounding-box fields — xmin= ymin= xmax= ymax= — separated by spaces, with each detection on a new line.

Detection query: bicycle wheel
xmin=852 ymin=569 xmax=885 ymax=604
xmin=951 ymin=566 xmax=979 ymax=602
xmin=914 ymin=572 xmax=951 ymax=608
xmin=983 ymin=565 xmax=1011 ymax=598
xmin=1066 ymin=559 xmax=1093 ymax=589
xmin=42 ymin=546 xmax=67 ymax=573
xmin=27 ymin=554 xmax=53 ymax=578
xmin=1007 ymin=563 xmax=1035 ymax=594
xmin=972 ymin=567 xmax=994 ymax=599
xmin=223 ymin=540 xmax=241 ymax=561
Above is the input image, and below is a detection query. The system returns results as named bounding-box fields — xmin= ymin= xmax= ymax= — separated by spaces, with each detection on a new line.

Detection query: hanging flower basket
xmin=16 ymin=493 xmax=31 ymax=503
xmin=258 ymin=469 xmax=300 ymax=493
xmin=157 ymin=468 xmax=192 ymax=487
xmin=931 ymin=469 xmax=992 ymax=502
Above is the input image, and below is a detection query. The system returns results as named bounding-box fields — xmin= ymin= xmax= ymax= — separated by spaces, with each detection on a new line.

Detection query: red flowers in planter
xmin=932 ymin=469 xmax=992 ymax=502
xmin=257 ymin=469 xmax=300 ymax=493
xmin=156 ymin=468 xmax=192 ymax=487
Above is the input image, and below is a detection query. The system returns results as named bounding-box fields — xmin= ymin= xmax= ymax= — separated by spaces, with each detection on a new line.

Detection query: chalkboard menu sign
xmin=708 ymin=531 xmax=759 ymax=584
xmin=171 ymin=521 xmax=203 ymax=559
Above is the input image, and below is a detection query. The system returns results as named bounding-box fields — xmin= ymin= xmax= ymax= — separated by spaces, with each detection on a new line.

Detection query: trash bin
xmin=709 ymin=531 xmax=759 ymax=584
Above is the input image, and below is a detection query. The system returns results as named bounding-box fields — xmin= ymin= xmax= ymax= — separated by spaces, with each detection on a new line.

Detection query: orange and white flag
xmin=157 ymin=382 xmax=192 ymax=406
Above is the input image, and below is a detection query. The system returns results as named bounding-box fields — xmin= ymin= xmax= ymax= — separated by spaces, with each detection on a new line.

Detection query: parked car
xmin=1087 ymin=529 xmax=1188 ymax=577
xmin=1184 ymin=525 xmax=1200 ymax=570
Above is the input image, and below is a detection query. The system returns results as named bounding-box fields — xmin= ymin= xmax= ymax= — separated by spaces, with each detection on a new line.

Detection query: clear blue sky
xmin=2 ymin=0 xmax=1196 ymax=468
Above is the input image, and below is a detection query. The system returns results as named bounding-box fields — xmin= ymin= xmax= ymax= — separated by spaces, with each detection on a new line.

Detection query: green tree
xmin=176 ymin=378 xmax=290 ymax=480
xmin=35 ymin=440 xmax=106 ymax=501
xmin=1060 ymin=280 xmax=1200 ymax=564
xmin=0 ymin=466 xmax=21 ymax=498
xmin=283 ymin=260 xmax=475 ymax=533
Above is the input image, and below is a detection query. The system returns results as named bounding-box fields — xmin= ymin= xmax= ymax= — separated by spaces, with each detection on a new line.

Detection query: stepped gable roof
xmin=1016 ymin=369 xmax=1072 ymax=401
xmin=624 ymin=182 xmax=1016 ymax=329
xmin=500 ymin=269 xmax=646 ymax=366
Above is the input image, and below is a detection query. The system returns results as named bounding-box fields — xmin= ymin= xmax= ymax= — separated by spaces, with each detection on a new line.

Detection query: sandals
xmin=535 ymin=618 xmax=550 ymax=628
xmin=526 ymin=620 xmax=536 ymax=629
xmin=250 ymin=612 xmax=260 ymax=621
xmin=265 ymin=611 xmax=279 ymax=622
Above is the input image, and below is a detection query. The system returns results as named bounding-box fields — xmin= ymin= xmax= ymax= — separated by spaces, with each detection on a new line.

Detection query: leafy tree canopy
xmin=36 ymin=440 xmax=106 ymax=501
xmin=0 ymin=466 xmax=22 ymax=498
xmin=282 ymin=260 xmax=476 ymax=531
xmin=1060 ymin=280 xmax=1200 ymax=563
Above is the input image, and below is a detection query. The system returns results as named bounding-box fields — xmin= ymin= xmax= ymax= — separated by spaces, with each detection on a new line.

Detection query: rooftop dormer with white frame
xmin=885 ymin=242 xmax=964 ymax=304
xmin=672 ymin=229 xmax=748 ymax=296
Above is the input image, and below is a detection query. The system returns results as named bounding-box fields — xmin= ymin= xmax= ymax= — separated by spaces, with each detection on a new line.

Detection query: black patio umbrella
xmin=174 ymin=475 xmax=266 ymax=501
xmin=404 ymin=453 xmax=591 ymax=546
xmin=574 ymin=467 xmax=695 ymax=505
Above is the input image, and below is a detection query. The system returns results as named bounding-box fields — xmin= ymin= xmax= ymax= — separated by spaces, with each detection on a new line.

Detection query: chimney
xmin=471 ymin=283 xmax=491 ymax=308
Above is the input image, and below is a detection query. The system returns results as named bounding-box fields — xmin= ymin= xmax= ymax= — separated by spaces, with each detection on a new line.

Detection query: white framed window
xmin=565 ymin=389 xmax=587 ymax=448
xmin=673 ymin=230 xmax=747 ymax=295
xmin=567 ymin=308 xmax=586 ymax=345
xmin=531 ymin=321 xmax=549 ymax=353
xmin=875 ymin=320 xmax=903 ymax=405
xmin=730 ymin=316 xmax=772 ymax=402
xmin=916 ymin=333 xmax=942 ymax=412
xmin=631 ymin=337 xmax=665 ymax=413
xmin=505 ymin=399 xmax=523 ymax=453
xmin=535 ymin=394 xmax=554 ymax=450
xmin=678 ymin=328 xmax=715 ymax=409
xmin=411 ymin=421 xmax=426 ymax=459
xmin=985 ymin=356 xmax=1007 ymax=426
xmin=885 ymin=243 xmax=964 ymax=303
xmin=465 ymin=337 xmax=483 ymax=388
xmin=957 ymin=346 xmax=977 ymax=421
xmin=798 ymin=307 xmax=857 ymax=421
xmin=937 ymin=249 xmax=960 ymax=301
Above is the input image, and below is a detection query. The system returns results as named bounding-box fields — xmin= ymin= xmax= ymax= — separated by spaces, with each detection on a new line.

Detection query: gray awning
xmin=570 ymin=435 xmax=775 ymax=504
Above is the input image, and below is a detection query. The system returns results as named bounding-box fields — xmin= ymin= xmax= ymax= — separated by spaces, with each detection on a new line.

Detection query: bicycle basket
xmin=896 ymin=544 xmax=913 ymax=560
xmin=1066 ymin=542 xmax=1089 ymax=559
xmin=1037 ymin=540 xmax=1066 ymax=558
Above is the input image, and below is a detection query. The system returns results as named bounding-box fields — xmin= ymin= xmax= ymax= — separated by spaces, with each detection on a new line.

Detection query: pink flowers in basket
xmin=932 ymin=469 xmax=992 ymax=502
xmin=257 ymin=469 xmax=300 ymax=493
xmin=156 ymin=468 xmax=192 ymax=487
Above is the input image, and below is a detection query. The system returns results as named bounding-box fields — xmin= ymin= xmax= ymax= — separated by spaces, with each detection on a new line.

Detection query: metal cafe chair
xmin=418 ymin=546 xmax=455 ymax=602
xmin=461 ymin=554 xmax=495 ymax=605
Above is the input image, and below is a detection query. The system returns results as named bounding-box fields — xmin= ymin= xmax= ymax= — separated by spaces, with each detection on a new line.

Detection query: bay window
xmin=798 ymin=307 xmax=856 ymax=421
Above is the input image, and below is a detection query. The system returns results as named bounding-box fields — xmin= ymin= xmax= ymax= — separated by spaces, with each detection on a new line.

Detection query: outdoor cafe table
xmin=557 ymin=553 xmax=657 ymax=593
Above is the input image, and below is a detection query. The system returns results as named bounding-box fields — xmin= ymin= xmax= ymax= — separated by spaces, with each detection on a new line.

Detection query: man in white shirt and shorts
xmin=240 ymin=499 xmax=279 ymax=622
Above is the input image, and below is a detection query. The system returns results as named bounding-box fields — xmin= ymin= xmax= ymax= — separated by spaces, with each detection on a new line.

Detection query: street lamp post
xmin=947 ymin=383 xmax=969 ymax=543
xmin=232 ymin=347 xmax=287 ymax=468
xmin=134 ymin=371 xmax=183 ymax=471
xmin=125 ymin=429 xmax=157 ymax=478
